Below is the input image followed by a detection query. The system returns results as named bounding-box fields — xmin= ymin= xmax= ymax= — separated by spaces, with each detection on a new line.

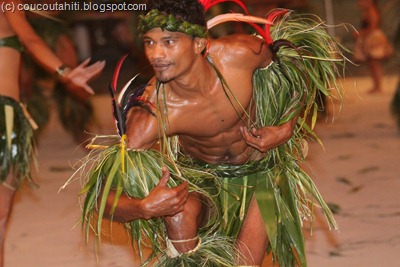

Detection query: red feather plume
xmin=263 ymin=9 xmax=289 ymax=45
xmin=109 ymin=54 xmax=129 ymax=135
xmin=199 ymin=0 xmax=248 ymax=13
xmin=202 ymin=0 xmax=288 ymax=45
xmin=111 ymin=54 xmax=129 ymax=91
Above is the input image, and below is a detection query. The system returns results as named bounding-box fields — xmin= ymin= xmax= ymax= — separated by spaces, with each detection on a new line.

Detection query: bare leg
xmin=367 ymin=58 xmax=383 ymax=93
xmin=0 ymin=175 xmax=17 ymax=267
xmin=163 ymin=192 xmax=205 ymax=253
xmin=163 ymin=193 xmax=269 ymax=264
xmin=236 ymin=196 xmax=268 ymax=266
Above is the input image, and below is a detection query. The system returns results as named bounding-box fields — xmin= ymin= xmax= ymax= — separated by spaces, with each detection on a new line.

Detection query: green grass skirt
xmin=0 ymin=95 xmax=36 ymax=188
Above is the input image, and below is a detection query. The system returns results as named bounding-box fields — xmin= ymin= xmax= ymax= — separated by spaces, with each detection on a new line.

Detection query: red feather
xmin=111 ymin=54 xmax=129 ymax=91
xmin=247 ymin=22 xmax=269 ymax=42
xmin=264 ymin=9 xmax=289 ymax=44
xmin=207 ymin=13 xmax=274 ymax=43
xmin=199 ymin=0 xmax=248 ymax=13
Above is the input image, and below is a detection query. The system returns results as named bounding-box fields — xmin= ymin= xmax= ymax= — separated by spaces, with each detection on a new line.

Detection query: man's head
xmin=138 ymin=0 xmax=207 ymax=38
xmin=139 ymin=0 xmax=208 ymax=83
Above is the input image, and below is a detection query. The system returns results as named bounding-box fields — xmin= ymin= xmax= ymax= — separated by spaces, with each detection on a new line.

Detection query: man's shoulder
xmin=209 ymin=34 xmax=267 ymax=68
xmin=211 ymin=33 xmax=263 ymax=49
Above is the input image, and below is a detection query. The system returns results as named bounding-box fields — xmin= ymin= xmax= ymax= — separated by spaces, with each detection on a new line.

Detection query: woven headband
xmin=138 ymin=9 xmax=208 ymax=38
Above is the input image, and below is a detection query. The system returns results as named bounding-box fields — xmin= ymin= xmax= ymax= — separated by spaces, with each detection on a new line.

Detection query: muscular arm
xmin=240 ymin=83 xmax=302 ymax=152
xmin=210 ymin=34 xmax=296 ymax=153
xmin=210 ymin=34 xmax=273 ymax=71
xmin=103 ymin=83 xmax=189 ymax=222
xmin=125 ymin=80 xmax=163 ymax=149
xmin=216 ymin=35 xmax=296 ymax=152
xmin=102 ymin=168 xmax=189 ymax=222
xmin=240 ymin=116 xmax=297 ymax=153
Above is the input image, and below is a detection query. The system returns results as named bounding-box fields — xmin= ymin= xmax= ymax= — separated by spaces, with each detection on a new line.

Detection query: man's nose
xmin=149 ymin=44 xmax=166 ymax=61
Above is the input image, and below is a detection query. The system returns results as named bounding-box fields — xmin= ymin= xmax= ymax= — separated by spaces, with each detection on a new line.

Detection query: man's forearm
xmin=102 ymin=190 xmax=145 ymax=223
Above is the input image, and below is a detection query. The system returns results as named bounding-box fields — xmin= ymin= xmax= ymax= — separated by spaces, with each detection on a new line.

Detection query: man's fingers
xmin=241 ymin=127 xmax=257 ymax=142
xmin=173 ymin=181 xmax=189 ymax=211
xmin=240 ymin=126 xmax=249 ymax=140
xmin=251 ymin=127 xmax=260 ymax=137
xmin=240 ymin=127 xmax=262 ymax=150
xmin=158 ymin=166 xmax=170 ymax=186
xmin=176 ymin=180 xmax=189 ymax=195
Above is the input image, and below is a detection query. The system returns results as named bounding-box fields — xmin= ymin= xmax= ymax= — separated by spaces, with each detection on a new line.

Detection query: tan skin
xmin=357 ymin=0 xmax=383 ymax=93
xmin=103 ymin=28 xmax=297 ymax=266
xmin=0 ymin=1 xmax=104 ymax=266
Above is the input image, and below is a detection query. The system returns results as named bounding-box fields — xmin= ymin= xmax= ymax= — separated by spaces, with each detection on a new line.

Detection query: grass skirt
xmin=77 ymin=136 xmax=243 ymax=265
xmin=0 ymin=95 xmax=36 ymax=188
xmin=354 ymin=29 xmax=394 ymax=62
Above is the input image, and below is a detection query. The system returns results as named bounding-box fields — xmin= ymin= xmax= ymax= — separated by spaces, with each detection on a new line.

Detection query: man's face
xmin=143 ymin=28 xmax=197 ymax=83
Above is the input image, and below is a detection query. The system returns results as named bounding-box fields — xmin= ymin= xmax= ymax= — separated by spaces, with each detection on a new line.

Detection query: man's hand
xmin=240 ymin=121 xmax=294 ymax=153
xmin=140 ymin=167 xmax=189 ymax=219
xmin=103 ymin=167 xmax=188 ymax=222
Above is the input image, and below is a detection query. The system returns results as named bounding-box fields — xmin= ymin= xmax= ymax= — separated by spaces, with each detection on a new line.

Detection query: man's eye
xmin=144 ymin=40 xmax=154 ymax=47
xmin=165 ymin=39 xmax=174 ymax=45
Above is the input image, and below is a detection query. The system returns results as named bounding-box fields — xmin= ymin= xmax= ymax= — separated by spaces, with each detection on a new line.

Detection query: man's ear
xmin=194 ymin=38 xmax=207 ymax=54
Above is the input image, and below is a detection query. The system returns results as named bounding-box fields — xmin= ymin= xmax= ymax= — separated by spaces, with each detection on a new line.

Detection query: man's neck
xmin=166 ymin=56 xmax=217 ymax=100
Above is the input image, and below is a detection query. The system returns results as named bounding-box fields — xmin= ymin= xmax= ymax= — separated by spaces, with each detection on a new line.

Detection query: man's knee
xmin=164 ymin=192 xmax=205 ymax=231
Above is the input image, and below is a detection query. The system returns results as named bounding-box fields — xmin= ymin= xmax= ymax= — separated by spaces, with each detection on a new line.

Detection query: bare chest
xmin=168 ymin=78 xmax=253 ymax=137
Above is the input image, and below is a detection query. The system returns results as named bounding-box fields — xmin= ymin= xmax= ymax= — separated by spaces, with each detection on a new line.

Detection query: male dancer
xmin=80 ymin=0 xmax=343 ymax=266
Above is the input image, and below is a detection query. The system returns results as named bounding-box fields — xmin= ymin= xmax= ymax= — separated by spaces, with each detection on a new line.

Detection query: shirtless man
xmin=0 ymin=1 xmax=104 ymax=265
xmin=101 ymin=0 xmax=297 ymax=265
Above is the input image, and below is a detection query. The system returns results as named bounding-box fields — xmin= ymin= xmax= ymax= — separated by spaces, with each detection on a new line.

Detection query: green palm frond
xmin=76 ymin=134 xmax=221 ymax=264
xmin=155 ymin=234 xmax=239 ymax=267
xmin=250 ymin=11 xmax=346 ymax=267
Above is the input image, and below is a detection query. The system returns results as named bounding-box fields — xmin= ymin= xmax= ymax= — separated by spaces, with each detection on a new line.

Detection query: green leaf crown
xmin=138 ymin=9 xmax=208 ymax=38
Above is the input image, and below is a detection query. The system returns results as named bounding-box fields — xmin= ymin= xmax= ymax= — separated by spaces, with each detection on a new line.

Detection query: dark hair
xmin=147 ymin=0 xmax=206 ymax=28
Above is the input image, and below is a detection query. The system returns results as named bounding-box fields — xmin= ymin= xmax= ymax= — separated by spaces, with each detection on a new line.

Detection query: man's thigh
xmin=236 ymin=196 xmax=268 ymax=265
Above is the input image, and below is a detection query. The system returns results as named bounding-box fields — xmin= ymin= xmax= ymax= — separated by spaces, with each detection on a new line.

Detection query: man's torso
xmin=127 ymin=34 xmax=269 ymax=164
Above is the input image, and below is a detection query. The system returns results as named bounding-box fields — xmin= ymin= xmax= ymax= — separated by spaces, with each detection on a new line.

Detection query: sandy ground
xmin=4 ymin=74 xmax=400 ymax=266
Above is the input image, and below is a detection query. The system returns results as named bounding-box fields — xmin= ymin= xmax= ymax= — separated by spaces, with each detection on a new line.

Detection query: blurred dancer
xmin=354 ymin=0 xmax=393 ymax=93
xmin=22 ymin=14 xmax=96 ymax=145
xmin=0 ymin=0 xmax=104 ymax=265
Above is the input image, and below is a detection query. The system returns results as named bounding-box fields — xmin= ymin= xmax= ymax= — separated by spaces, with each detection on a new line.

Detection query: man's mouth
xmin=152 ymin=63 xmax=171 ymax=71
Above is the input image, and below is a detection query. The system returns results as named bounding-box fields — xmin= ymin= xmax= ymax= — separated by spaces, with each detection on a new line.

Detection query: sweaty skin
xmin=104 ymin=28 xmax=296 ymax=265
